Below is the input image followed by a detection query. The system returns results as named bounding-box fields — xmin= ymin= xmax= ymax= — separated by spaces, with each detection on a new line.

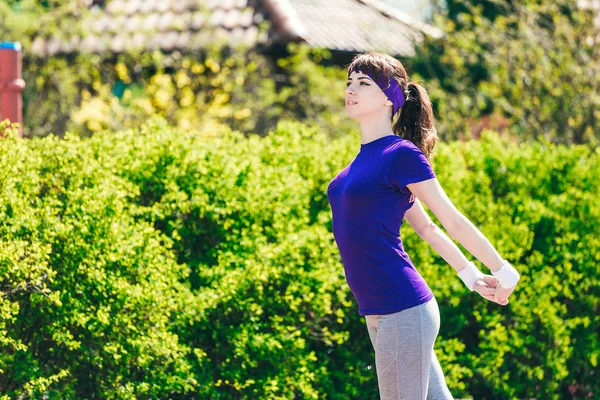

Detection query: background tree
xmin=411 ymin=0 xmax=599 ymax=145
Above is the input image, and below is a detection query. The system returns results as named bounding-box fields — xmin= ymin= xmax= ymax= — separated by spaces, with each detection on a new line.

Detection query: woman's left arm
xmin=407 ymin=178 xmax=518 ymax=302
xmin=404 ymin=198 xmax=501 ymax=303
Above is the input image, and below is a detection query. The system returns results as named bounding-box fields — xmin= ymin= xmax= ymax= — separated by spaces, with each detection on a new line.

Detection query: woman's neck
xmin=358 ymin=114 xmax=394 ymax=145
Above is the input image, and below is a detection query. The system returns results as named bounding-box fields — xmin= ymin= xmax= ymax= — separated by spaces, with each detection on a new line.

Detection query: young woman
xmin=326 ymin=52 xmax=520 ymax=399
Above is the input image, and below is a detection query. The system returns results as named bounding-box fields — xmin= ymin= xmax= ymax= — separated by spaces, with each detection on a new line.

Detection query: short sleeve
xmin=387 ymin=144 xmax=436 ymax=189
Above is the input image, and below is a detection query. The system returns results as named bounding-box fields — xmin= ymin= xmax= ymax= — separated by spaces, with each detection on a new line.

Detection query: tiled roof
xmin=289 ymin=0 xmax=443 ymax=56
xmin=31 ymin=0 xmax=266 ymax=56
xmin=30 ymin=0 xmax=443 ymax=57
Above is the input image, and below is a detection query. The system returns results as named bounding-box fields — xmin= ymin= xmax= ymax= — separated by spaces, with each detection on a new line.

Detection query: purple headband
xmin=350 ymin=68 xmax=405 ymax=115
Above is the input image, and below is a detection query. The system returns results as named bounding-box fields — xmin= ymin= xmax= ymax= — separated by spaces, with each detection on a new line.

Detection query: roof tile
xmin=221 ymin=0 xmax=236 ymax=11
xmin=126 ymin=14 xmax=143 ymax=32
xmin=209 ymin=9 xmax=226 ymax=27
xmin=46 ymin=37 xmax=62 ymax=56
xmin=190 ymin=30 xmax=213 ymax=48
xmin=123 ymin=0 xmax=140 ymax=16
xmin=110 ymin=35 xmax=127 ymax=52
xmin=205 ymin=0 xmax=221 ymax=11
xmin=171 ymin=14 xmax=189 ymax=31
xmin=178 ymin=12 xmax=193 ymax=28
xmin=162 ymin=31 xmax=179 ymax=51
xmin=138 ymin=0 xmax=155 ymax=14
xmin=190 ymin=11 xmax=206 ymax=30
xmin=143 ymin=13 xmax=160 ymax=30
xmin=156 ymin=0 xmax=170 ymax=13
xmin=105 ymin=0 xmax=123 ymax=14
xmin=157 ymin=11 xmax=174 ymax=31
xmin=239 ymin=8 xmax=254 ymax=27
xmin=176 ymin=31 xmax=192 ymax=48
xmin=110 ymin=14 xmax=128 ymax=33
xmin=30 ymin=37 xmax=46 ymax=55
xmin=147 ymin=32 xmax=163 ymax=50
xmin=91 ymin=15 xmax=111 ymax=33
xmin=131 ymin=32 xmax=146 ymax=49
xmin=173 ymin=1 xmax=190 ymax=14
xmin=222 ymin=9 xmax=241 ymax=29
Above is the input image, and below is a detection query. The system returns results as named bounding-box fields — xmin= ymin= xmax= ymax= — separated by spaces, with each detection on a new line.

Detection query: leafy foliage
xmin=1 ymin=118 xmax=598 ymax=398
xmin=413 ymin=0 xmax=599 ymax=144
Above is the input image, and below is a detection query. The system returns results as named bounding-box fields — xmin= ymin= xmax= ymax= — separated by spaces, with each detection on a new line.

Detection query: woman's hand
xmin=494 ymin=283 xmax=516 ymax=306
xmin=473 ymin=275 xmax=509 ymax=305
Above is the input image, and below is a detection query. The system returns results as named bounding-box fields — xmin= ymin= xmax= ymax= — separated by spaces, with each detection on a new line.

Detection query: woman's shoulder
xmin=386 ymin=137 xmax=426 ymax=157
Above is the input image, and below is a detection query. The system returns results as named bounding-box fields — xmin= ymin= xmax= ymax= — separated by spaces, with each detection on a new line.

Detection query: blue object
xmin=0 ymin=42 xmax=22 ymax=51
xmin=113 ymin=81 xmax=126 ymax=99
xmin=327 ymin=135 xmax=437 ymax=316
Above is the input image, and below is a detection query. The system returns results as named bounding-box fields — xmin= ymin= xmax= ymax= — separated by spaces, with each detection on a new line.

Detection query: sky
xmin=380 ymin=0 xmax=441 ymax=22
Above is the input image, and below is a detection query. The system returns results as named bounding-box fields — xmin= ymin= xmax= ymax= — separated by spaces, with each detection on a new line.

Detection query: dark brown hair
xmin=347 ymin=52 xmax=438 ymax=160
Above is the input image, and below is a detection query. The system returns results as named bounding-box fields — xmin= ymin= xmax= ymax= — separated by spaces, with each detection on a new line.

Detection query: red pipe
xmin=0 ymin=42 xmax=26 ymax=138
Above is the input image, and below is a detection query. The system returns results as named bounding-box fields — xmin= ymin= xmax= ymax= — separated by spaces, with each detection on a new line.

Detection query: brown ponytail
xmin=347 ymin=52 xmax=439 ymax=160
xmin=393 ymin=81 xmax=438 ymax=161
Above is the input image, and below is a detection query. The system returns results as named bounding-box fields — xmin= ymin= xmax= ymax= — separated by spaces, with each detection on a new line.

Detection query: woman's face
xmin=345 ymin=70 xmax=392 ymax=120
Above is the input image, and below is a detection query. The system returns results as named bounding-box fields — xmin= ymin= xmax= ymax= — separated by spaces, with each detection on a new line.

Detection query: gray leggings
xmin=364 ymin=297 xmax=454 ymax=400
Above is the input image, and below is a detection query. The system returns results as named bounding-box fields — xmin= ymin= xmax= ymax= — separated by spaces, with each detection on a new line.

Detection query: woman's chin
xmin=346 ymin=109 xmax=361 ymax=120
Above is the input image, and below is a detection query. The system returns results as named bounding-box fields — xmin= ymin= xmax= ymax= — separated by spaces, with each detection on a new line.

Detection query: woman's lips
xmin=346 ymin=100 xmax=359 ymax=106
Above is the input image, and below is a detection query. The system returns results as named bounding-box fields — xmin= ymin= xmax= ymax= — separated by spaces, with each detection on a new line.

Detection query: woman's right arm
xmin=404 ymin=198 xmax=472 ymax=274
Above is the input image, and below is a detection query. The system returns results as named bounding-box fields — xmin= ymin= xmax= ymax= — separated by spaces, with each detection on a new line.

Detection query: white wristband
xmin=492 ymin=260 xmax=520 ymax=288
xmin=457 ymin=261 xmax=485 ymax=291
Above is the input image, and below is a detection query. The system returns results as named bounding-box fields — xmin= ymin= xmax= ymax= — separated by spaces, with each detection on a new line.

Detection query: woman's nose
xmin=345 ymin=86 xmax=355 ymax=95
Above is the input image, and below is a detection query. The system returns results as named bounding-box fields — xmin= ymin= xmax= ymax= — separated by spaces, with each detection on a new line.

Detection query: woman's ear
xmin=384 ymin=99 xmax=393 ymax=107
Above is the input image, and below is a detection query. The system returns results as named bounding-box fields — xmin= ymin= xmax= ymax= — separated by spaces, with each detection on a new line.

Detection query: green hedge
xmin=0 ymin=118 xmax=598 ymax=398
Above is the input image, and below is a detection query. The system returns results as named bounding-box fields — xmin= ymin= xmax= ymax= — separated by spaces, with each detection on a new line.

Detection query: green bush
xmin=1 ymin=118 xmax=598 ymax=398
xmin=0 ymin=120 xmax=197 ymax=398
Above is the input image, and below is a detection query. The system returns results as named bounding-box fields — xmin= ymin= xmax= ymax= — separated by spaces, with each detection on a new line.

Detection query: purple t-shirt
xmin=327 ymin=134 xmax=436 ymax=316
